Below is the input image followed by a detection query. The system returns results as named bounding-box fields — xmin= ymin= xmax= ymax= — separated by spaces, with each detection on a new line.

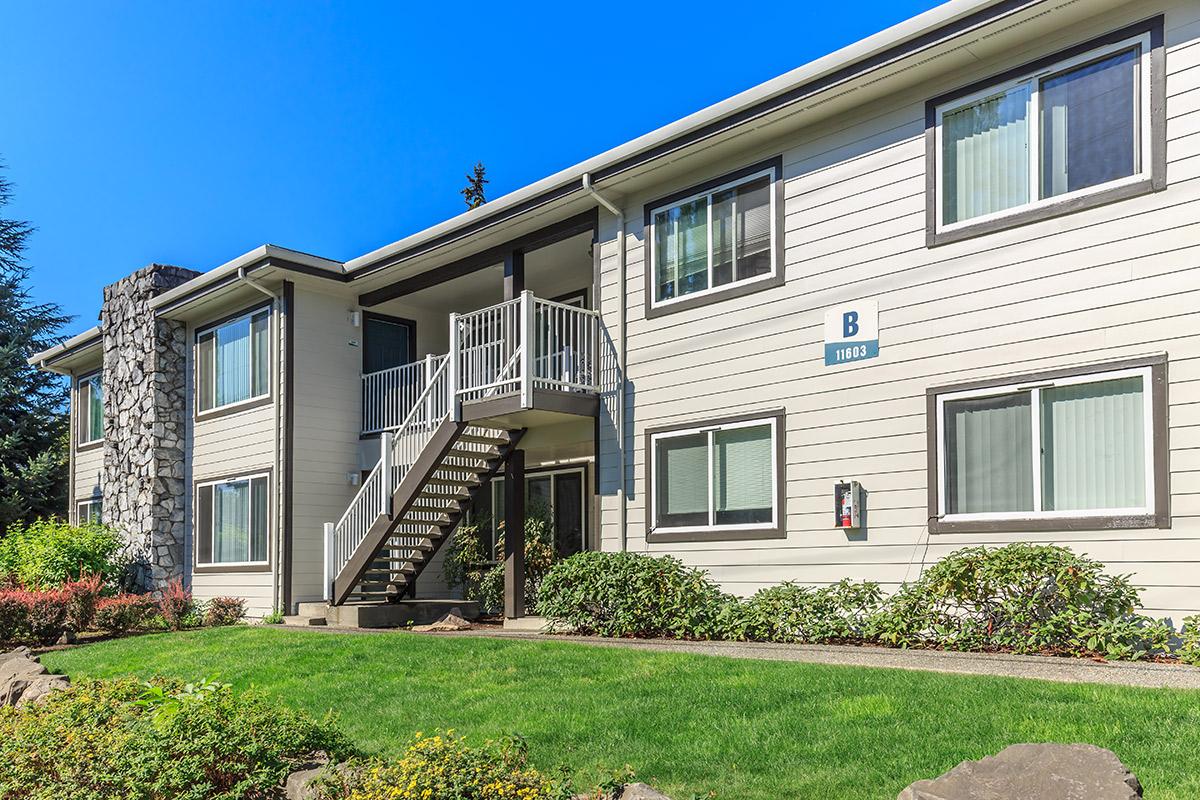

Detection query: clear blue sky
xmin=2 ymin=0 xmax=941 ymax=331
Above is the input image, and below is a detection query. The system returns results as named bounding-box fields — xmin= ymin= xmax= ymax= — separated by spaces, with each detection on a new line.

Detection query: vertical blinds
xmin=942 ymin=84 xmax=1031 ymax=225
xmin=944 ymin=392 xmax=1033 ymax=514
xmin=1041 ymin=377 xmax=1145 ymax=511
xmin=198 ymin=309 xmax=270 ymax=412
xmin=214 ymin=481 xmax=250 ymax=563
xmin=943 ymin=374 xmax=1148 ymax=516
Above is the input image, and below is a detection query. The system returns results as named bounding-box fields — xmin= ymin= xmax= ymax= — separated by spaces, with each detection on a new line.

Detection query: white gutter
xmin=582 ymin=174 xmax=627 ymax=553
xmin=237 ymin=268 xmax=287 ymax=613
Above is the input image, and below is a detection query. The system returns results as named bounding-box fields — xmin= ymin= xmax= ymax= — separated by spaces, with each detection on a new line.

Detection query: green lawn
xmin=42 ymin=627 xmax=1200 ymax=799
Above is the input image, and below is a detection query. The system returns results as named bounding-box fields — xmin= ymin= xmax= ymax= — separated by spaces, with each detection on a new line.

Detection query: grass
xmin=43 ymin=627 xmax=1200 ymax=799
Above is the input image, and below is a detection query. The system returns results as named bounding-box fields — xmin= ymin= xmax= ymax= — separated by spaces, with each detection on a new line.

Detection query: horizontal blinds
xmin=657 ymin=433 xmax=708 ymax=523
xmin=715 ymin=425 xmax=772 ymax=512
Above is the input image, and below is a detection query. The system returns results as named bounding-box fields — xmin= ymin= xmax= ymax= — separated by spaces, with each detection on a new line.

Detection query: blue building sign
xmin=824 ymin=300 xmax=879 ymax=366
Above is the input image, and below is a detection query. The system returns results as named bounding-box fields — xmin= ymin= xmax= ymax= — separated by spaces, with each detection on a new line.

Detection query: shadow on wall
xmin=596 ymin=318 xmax=635 ymax=504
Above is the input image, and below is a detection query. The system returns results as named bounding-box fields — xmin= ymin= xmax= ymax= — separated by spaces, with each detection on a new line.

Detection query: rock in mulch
xmin=411 ymin=611 xmax=472 ymax=633
xmin=0 ymin=647 xmax=69 ymax=707
xmin=618 ymin=783 xmax=673 ymax=799
xmin=898 ymin=743 xmax=1142 ymax=800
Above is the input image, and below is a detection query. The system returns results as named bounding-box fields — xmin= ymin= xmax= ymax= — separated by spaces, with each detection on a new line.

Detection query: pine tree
xmin=0 ymin=164 xmax=70 ymax=531
xmin=460 ymin=161 xmax=488 ymax=209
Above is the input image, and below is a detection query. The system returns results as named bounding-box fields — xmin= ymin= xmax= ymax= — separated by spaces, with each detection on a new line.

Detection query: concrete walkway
xmin=287 ymin=623 xmax=1200 ymax=690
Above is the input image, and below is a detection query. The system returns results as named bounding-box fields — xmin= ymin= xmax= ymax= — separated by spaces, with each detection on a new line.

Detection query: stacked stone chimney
xmin=100 ymin=264 xmax=201 ymax=592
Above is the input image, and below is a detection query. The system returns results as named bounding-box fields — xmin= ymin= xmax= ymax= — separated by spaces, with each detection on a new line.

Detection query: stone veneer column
xmin=100 ymin=264 xmax=201 ymax=592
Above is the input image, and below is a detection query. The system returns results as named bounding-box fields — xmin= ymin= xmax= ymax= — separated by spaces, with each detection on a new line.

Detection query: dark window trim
xmin=361 ymin=311 xmax=417 ymax=374
xmin=550 ymin=288 xmax=590 ymax=309
xmin=643 ymin=156 xmax=785 ymax=319
xmin=192 ymin=466 xmax=274 ymax=574
xmin=75 ymin=369 xmax=104 ymax=451
xmin=924 ymin=16 xmax=1167 ymax=247
xmin=644 ymin=408 xmax=786 ymax=543
xmin=76 ymin=497 xmax=102 ymax=525
xmin=925 ymin=354 xmax=1169 ymax=534
xmin=193 ymin=299 xmax=275 ymax=423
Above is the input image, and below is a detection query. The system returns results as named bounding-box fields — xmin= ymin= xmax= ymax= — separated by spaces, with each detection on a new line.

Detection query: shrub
xmin=205 ymin=596 xmax=245 ymax=627
xmin=0 ymin=519 xmax=128 ymax=589
xmin=538 ymin=552 xmax=736 ymax=639
xmin=24 ymin=589 xmax=69 ymax=645
xmin=0 ymin=592 xmax=30 ymax=642
xmin=261 ymin=609 xmax=285 ymax=625
xmin=93 ymin=594 xmax=156 ymax=634
xmin=869 ymin=543 xmax=1168 ymax=658
xmin=445 ymin=502 xmax=558 ymax=616
xmin=1179 ymin=615 xmax=1200 ymax=666
xmin=158 ymin=579 xmax=194 ymax=631
xmin=63 ymin=573 xmax=103 ymax=632
xmin=735 ymin=579 xmax=883 ymax=644
xmin=0 ymin=676 xmax=354 ymax=800
xmin=315 ymin=731 xmax=564 ymax=800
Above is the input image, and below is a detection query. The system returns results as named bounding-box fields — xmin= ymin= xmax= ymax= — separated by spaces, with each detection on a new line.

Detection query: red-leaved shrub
xmin=204 ymin=596 xmax=245 ymax=627
xmin=159 ymin=579 xmax=193 ymax=631
xmin=0 ymin=592 xmax=30 ymax=642
xmin=24 ymin=589 xmax=69 ymax=644
xmin=63 ymin=573 xmax=103 ymax=632
xmin=93 ymin=594 xmax=155 ymax=634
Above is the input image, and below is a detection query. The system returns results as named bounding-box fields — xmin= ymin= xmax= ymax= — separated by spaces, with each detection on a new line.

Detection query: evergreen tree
xmin=460 ymin=161 xmax=488 ymax=209
xmin=0 ymin=164 xmax=70 ymax=531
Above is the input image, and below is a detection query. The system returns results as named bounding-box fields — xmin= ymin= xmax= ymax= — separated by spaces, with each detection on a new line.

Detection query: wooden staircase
xmin=332 ymin=421 xmax=525 ymax=606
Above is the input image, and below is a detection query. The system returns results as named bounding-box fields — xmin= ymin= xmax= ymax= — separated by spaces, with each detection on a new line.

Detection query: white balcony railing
xmin=328 ymin=292 xmax=600 ymax=597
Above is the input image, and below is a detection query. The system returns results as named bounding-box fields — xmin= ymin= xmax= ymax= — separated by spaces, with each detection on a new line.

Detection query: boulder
xmin=898 ymin=743 xmax=1142 ymax=800
xmin=0 ymin=648 xmax=69 ymax=706
xmin=285 ymin=766 xmax=326 ymax=800
xmin=620 ymin=783 xmax=673 ymax=799
xmin=411 ymin=612 xmax=472 ymax=633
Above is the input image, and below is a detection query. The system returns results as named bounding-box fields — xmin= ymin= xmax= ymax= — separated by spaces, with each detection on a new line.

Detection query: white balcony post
xmin=448 ymin=312 xmax=461 ymax=421
xmin=520 ymin=290 xmax=534 ymax=408
xmin=423 ymin=353 xmax=434 ymax=425
xmin=380 ymin=431 xmax=393 ymax=518
xmin=322 ymin=522 xmax=335 ymax=601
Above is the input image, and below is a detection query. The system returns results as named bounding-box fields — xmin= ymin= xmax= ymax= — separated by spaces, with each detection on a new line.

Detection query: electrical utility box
xmin=834 ymin=481 xmax=863 ymax=530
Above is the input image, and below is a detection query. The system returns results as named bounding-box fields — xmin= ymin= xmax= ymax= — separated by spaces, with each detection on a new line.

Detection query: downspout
xmin=581 ymin=174 xmax=627 ymax=552
xmin=237 ymin=268 xmax=286 ymax=611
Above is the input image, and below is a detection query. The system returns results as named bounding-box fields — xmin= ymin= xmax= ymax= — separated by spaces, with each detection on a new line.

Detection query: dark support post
xmin=504 ymin=448 xmax=526 ymax=619
xmin=503 ymin=250 xmax=524 ymax=300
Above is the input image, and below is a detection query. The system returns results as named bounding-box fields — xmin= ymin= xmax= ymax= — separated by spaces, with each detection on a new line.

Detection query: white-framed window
xmin=77 ymin=498 xmax=103 ymax=525
xmin=935 ymin=366 xmax=1156 ymax=524
xmin=650 ymin=416 xmax=778 ymax=533
xmin=196 ymin=306 xmax=271 ymax=415
xmin=934 ymin=31 xmax=1153 ymax=233
xmin=649 ymin=166 xmax=777 ymax=309
xmin=195 ymin=473 xmax=269 ymax=566
xmin=77 ymin=371 xmax=103 ymax=445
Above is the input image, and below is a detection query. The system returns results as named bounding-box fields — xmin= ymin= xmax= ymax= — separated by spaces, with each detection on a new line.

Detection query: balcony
xmin=360 ymin=291 xmax=600 ymax=435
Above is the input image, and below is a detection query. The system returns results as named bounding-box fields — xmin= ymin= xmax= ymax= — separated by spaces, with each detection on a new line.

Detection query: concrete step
xmin=282 ymin=615 xmax=327 ymax=627
xmin=325 ymin=599 xmax=481 ymax=629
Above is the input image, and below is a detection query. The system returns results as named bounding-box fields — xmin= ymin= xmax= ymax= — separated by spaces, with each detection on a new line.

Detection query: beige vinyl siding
xmin=186 ymin=311 xmax=279 ymax=617
xmin=72 ymin=436 xmax=104 ymax=515
xmin=290 ymin=286 xmax=363 ymax=605
xmin=597 ymin=0 xmax=1200 ymax=619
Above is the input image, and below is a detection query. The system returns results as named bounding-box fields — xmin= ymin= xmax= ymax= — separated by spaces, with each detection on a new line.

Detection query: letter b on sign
xmin=842 ymin=311 xmax=860 ymax=338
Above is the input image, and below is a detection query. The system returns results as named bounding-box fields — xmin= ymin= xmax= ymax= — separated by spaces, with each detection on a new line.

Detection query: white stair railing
xmin=329 ymin=355 xmax=452 ymax=593
xmin=362 ymin=354 xmax=445 ymax=435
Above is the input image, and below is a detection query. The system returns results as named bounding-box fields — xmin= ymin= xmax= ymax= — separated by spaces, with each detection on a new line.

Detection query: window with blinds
xmin=77 ymin=372 xmax=103 ymax=445
xmin=652 ymin=416 xmax=777 ymax=532
xmin=196 ymin=473 xmax=269 ymax=566
xmin=196 ymin=306 xmax=271 ymax=414
xmin=650 ymin=167 xmax=776 ymax=309
xmin=935 ymin=31 xmax=1150 ymax=232
xmin=936 ymin=366 xmax=1156 ymax=523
